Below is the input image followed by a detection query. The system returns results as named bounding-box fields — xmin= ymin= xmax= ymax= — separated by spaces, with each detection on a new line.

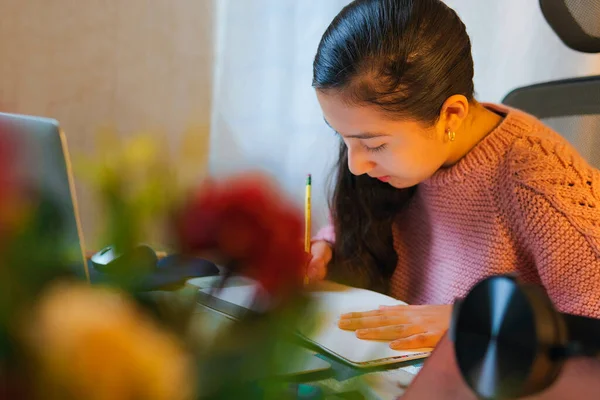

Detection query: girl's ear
xmin=438 ymin=95 xmax=469 ymax=133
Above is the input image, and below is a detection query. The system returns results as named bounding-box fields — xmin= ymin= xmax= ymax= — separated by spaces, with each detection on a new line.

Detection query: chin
xmin=388 ymin=178 xmax=419 ymax=189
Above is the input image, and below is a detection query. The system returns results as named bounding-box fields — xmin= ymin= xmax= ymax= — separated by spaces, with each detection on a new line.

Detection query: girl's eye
xmin=364 ymin=143 xmax=387 ymax=153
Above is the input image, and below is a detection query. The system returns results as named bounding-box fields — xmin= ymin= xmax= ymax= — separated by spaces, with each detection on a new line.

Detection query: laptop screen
xmin=0 ymin=112 xmax=89 ymax=282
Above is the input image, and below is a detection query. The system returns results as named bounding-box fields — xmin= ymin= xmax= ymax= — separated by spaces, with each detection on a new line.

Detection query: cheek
xmin=387 ymin=150 xmax=428 ymax=170
xmin=384 ymin=142 xmax=446 ymax=174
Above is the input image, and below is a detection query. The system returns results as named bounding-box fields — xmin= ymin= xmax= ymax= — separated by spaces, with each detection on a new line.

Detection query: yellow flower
xmin=24 ymin=281 xmax=196 ymax=400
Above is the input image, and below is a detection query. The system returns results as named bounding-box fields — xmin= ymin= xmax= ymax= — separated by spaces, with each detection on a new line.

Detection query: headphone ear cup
xmin=452 ymin=275 xmax=567 ymax=399
xmin=518 ymin=283 xmax=568 ymax=396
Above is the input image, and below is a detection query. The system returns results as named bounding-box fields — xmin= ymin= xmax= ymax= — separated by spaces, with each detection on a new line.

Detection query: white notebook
xmin=299 ymin=281 xmax=431 ymax=367
xmin=194 ymin=279 xmax=431 ymax=368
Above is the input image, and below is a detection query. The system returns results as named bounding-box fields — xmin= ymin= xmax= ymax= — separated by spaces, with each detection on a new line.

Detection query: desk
xmin=301 ymin=355 xmax=422 ymax=399
xmin=190 ymin=290 xmax=423 ymax=400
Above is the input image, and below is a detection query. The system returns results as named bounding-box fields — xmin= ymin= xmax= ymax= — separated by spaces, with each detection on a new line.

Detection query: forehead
xmin=316 ymin=90 xmax=424 ymax=136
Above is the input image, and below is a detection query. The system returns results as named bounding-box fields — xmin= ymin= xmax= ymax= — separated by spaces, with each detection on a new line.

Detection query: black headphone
xmin=449 ymin=275 xmax=600 ymax=399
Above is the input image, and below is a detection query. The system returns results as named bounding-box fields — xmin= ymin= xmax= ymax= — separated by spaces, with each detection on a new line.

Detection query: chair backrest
xmin=503 ymin=0 xmax=600 ymax=168
xmin=503 ymin=77 xmax=600 ymax=168
xmin=539 ymin=0 xmax=600 ymax=53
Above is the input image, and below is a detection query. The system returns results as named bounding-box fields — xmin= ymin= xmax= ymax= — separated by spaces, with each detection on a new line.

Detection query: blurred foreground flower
xmin=23 ymin=282 xmax=196 ymax=400
xmin=1 ymin=125 xmax=318 ymax=400
xmin=174 ymin=174 xmax=307 ymax=297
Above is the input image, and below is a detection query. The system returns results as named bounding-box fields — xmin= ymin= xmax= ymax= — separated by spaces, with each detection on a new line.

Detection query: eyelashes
xmin=330 ymin=129 xmax=387 ymax=153
xmin=364 ymin=144 xmax=387 ymax=153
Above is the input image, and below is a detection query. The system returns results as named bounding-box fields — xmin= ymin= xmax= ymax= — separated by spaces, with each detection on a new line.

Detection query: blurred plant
xmin=0 ymin=129 xmax=317 ymax=400
xmin=75 ymin=129 xmax=180 ymax=252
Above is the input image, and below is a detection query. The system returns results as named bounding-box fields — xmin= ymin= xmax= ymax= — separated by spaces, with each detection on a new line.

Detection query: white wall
xmin=447 ymin=0 xmax=600 ymax=101
xmin=0 ymin=0 xmax=215 ymax=248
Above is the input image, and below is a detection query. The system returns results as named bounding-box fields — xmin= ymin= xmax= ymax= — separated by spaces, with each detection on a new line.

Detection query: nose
xmin=347 ymin=147 xmax=376 ymax=176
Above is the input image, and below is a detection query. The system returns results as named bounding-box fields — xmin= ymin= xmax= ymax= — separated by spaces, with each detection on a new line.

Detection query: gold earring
xmin=446 ymin=129 xmax=456 ymax=142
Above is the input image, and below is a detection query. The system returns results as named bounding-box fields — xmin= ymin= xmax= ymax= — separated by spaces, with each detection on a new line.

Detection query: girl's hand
xmin=306 ymin=240 xmax=332 ymax=282
xmin=338 ymin=304 xmax=452 ymax=350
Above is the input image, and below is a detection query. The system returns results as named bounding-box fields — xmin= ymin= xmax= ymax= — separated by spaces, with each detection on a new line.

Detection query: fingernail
xmin=339 ymin=319 xmax=350 ymax=328
xmin=389 ymin=340 xmax=407 ymax=350
xmin=356 ymin=329 xmax=369 ymax=338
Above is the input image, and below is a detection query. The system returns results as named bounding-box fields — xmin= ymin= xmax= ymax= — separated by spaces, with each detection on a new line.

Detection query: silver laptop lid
xmin=0 ymin=112 xmax=89 ymax=282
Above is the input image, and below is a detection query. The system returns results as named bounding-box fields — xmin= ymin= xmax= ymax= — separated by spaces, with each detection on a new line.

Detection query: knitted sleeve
xmin=312 ymin=215 xmax=335 ymax=244
xmin=502 ymin=136 xmax=600 ymax=318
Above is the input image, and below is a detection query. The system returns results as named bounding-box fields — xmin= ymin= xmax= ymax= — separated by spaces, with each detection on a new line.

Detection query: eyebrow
xmin=323 ymin=118 xmax=390 ymax=139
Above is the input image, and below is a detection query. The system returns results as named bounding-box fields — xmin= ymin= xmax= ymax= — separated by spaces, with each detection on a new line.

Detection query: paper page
xmin=198 ymin=280 xmax=271 ymax=312
xmin=197 ymin=280 xmax=431 ymax=366
xmin=298 ymin=281 xmax=431 ymax=366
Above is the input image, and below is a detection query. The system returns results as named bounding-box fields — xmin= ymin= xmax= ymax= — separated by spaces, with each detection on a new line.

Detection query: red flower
xmin=174 ymin=174 xmax=307 ymax=297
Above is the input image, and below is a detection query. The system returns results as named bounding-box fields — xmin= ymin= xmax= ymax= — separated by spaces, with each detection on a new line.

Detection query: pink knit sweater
xmin=315 ymin=104 xmax=600 ymax=318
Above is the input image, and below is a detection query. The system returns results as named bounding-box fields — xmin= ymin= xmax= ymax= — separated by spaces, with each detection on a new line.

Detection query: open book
xmin=191 ymin=278 xmax=431 ymax=368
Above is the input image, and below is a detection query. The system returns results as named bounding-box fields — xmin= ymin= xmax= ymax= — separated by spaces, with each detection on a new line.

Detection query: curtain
xmin=208 ymin=0 xmax=348 ymax=230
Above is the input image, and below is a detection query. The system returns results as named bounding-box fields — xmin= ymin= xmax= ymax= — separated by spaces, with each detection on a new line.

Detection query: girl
xmin=307 ymin=0 xmax=600 ymax=350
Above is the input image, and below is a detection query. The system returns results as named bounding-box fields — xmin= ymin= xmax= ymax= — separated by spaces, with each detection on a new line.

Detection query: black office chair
xmin=502 ymin=0 xmax=600 ymax=169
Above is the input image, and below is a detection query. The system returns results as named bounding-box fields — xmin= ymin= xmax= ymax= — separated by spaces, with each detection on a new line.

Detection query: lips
xmin=376 ymin=176 xmax=391 ymax=182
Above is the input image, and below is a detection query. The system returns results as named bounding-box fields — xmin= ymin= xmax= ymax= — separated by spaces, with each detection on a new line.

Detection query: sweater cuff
xmin=312 ymin=224 xmax=335 ymax=245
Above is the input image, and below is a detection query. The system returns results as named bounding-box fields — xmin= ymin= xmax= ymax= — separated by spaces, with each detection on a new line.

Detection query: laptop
xmin=0 ymin=112 xmax=223 ymax=290
xmin=0 ymin=112 xmax=90 ymax=282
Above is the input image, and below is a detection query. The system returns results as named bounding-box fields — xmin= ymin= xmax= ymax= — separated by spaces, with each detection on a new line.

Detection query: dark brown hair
xmin=312 ymin=0 xmax=474 ymax=291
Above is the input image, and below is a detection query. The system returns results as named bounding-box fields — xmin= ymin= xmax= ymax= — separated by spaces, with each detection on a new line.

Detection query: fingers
xmin=340 ymin=309 xmax=404 ymax=319
xmin=306 ymin=241 xmax=332 ymax=282
xmin=341 ymin=305 xmax=447 ymax=320
xmin=306 ymin=257 xmax=327 ymax=281
xmin=389 ymin=332 xmax=442 ymax=350
xmin=340 ymin=310 xmax=385 ymax=319
xmin=337 ymin=305 xmax=449 ymax=350
xmin=310 ymin=240 xmax=332 ymax=258
xmin=340 ymin=307 xmax=411 ymax=320
xmin=338 ymin=314 xmax=410 ymax=330
xmin=355 ymin=324 xmax=422 ymax=340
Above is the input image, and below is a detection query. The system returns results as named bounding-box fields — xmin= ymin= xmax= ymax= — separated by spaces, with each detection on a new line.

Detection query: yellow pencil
xmin=304 ymin=174 xmax=312 ymax=285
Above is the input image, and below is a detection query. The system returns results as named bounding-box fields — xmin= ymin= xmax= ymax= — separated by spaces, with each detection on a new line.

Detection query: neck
xmin=443 ymin=102 xmax=504 ymax=167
